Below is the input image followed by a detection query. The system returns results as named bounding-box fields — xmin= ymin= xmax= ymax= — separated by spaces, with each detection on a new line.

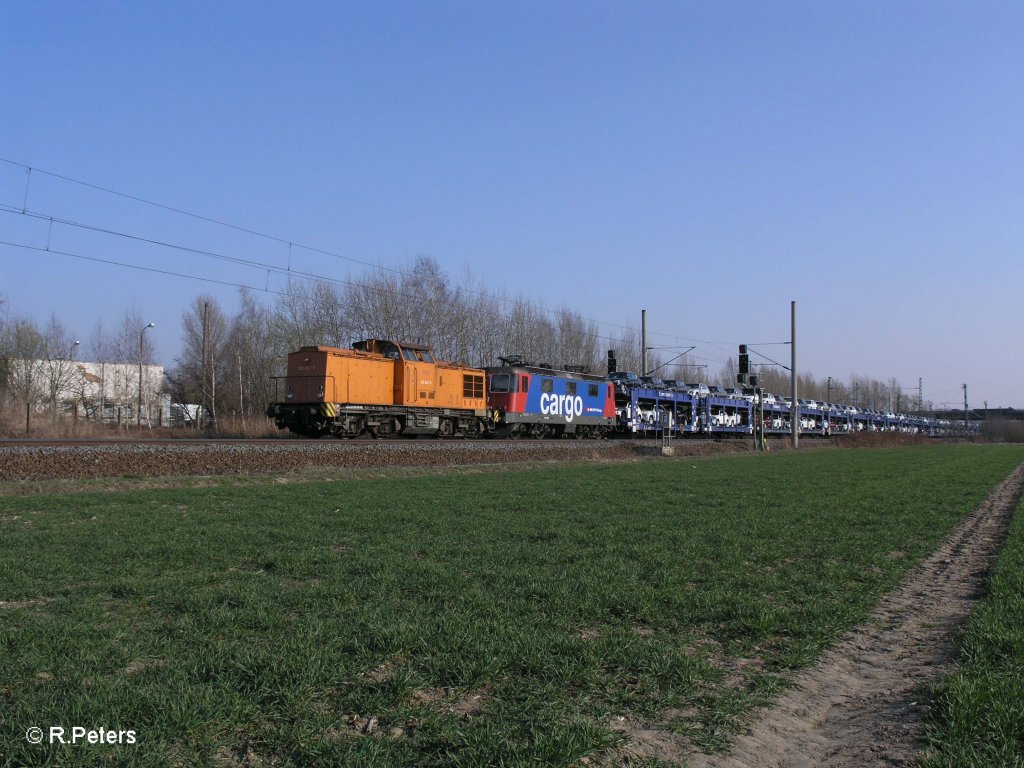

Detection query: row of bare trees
xmin=707 ymin=360 xmax=934 ymax=412
xmin=164 ymin=257 xmax=640 ymax=424
xmin=0 ymin=314 xmax=81 ymax=411
xmin=273 ymin=258 xmax=615 ymax=372
xmin=2 ymin=260 xmax=941 ymax=431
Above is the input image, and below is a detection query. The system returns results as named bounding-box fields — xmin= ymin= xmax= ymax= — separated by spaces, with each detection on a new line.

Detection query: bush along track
xmin=685 ymin=458 xmax=1024 ymax=768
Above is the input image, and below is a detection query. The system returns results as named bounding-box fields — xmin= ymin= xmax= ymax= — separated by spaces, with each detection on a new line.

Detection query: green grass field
xmin=2 ymin=444 xmax=1022 ymax=767
xmin=920 ymin=483 xmax=1024 ymax=768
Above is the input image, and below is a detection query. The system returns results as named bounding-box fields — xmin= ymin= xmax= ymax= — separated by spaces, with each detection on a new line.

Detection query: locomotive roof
xmin=485 ymin=363 xmax=606 ymax=381
xmin=352 ymin=339 xmax=432 ymax=352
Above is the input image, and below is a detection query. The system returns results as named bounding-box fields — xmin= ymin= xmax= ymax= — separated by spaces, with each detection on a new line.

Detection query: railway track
xmin=0 ymin=433 xmax=852 ymax=485
xmin=0 ymin=437 xmax=656 ymax=484
xmin=0 ymin=437 xmax=613 ymax=448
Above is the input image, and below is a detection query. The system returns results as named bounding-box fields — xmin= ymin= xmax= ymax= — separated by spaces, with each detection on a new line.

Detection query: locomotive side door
xmin=394 ymin=345 xmax=439 ymax=406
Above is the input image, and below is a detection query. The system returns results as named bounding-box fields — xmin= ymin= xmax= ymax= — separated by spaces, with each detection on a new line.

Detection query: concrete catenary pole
xmin=641 ymin=309 xmax=648 ymax=377
xmin=791 ymin=301 xmax=798 ymax=448
xmin=138 ymin=322 xmax=155 ymax=428
xmin=963 ymin=383 xmax=969 ymax=435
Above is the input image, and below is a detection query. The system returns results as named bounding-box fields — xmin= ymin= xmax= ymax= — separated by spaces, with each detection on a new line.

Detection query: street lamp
xmin=138 ymin=323 xmax=155 ymax=428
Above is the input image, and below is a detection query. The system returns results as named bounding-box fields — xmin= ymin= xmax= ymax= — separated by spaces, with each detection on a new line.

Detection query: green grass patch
xmin=919 ymin=483 xmax=1024 ymax=767
xmin=1 ymin=444 xmax=1022 ymax=767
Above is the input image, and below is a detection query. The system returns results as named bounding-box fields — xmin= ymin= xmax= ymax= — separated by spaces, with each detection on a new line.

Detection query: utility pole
xmin=791 ymin=301 xmax=798 ymax=448
xmin=137 ymin=323 xmax=155 ymax=428
xmin=641 ymin=309 xmax=648 ymax=376
xmin=963 ymin=383 xmax=968 ymax=435
xmin=202 ymin=302 xmax=208 ymax=429
xmin=827 ymin=376 xmax=832 ymax=403
xmin=919 ymin=378 xmax=923 ymax=418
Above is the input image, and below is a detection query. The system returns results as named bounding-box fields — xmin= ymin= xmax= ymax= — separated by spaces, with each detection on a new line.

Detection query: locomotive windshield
xmin=489 ymin=373 xmax=518 ymax=393
xmin=402 ymin=348 xmax=435 ymax=363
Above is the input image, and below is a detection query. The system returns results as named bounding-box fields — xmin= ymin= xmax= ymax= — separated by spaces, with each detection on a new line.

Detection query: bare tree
xmin=40 ymin=315 xmax=81 ymax=413
xmin=279 ymin=280 xmax=352 ymax=349
xmin=716 ymin=356 xmax=738 ymax=387
xmin=553 ymin=308 xmax=601 ymax=371
xmin=104 ymin=307 xmax=156 ymax=364
xmin=172 ymin=296 xmax=230 ymax=426
xmin=87 ymin=317 xmax=116 ymax=364
xmin=0 ymin=316 xmax=47 ymax=404
xmin=224 ymin=290 xmax=283 ymax=417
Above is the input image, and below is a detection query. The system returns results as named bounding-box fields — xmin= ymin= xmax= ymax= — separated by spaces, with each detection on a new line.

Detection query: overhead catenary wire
xmin=0 ymin=156 xmax=701 ymax=347
xmin=0 ymin=205 xmax=667 ymax=350
xmin=0 ymin=205 xmax=347 ymax=290
xmin=0 ymin=207 xmax=643 ymax=347
xmin=0 ymin=239 xmax=290 ymax=296
xmin=747 ymin=345 xmax=791 ymax=372
xmin=0 ymin=156 xmax=405 ymax=277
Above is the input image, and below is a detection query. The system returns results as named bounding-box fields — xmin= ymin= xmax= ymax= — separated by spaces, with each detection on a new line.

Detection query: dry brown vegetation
xmin=982 ymin=419 xmax=1024 ymax=443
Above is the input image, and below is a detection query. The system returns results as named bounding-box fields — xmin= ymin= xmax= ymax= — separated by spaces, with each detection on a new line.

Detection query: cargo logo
xmin=540 ymin=393 xmax=584 ymax=422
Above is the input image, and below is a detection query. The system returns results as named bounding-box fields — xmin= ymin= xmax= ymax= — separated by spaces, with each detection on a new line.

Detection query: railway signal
xmin=736 ymin=344 xmax=757 ymax=387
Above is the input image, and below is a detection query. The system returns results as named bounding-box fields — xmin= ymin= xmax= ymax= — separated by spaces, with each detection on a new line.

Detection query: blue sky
xmin=2 ymin=1 xmax=1021 ymax=409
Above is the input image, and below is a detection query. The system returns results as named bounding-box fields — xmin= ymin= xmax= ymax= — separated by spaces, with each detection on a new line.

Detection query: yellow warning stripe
xmin=320 ymin=403 xmax=337 ymax=418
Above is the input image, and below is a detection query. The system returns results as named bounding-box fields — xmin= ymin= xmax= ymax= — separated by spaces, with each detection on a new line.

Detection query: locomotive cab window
xmin=522 ymin=376 xmax=529 ymax=392
xmin=489 ymin=373 xmax=517 ymax=393
xmin=589 ymin=384 xmax=599 ymax=397
xmin=403 ymin=349 xmax=418 ymax=361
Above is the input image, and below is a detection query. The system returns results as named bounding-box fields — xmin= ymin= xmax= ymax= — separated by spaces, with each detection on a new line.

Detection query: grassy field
xmin=1 ymin=444 xmax=1022 ymax=767
xmin=919 ymin=484 xmax=1024 ymax=768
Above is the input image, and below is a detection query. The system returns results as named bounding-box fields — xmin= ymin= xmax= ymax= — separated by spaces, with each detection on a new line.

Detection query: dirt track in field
xmin=678 ymin=459 xmax=1024 ymax=767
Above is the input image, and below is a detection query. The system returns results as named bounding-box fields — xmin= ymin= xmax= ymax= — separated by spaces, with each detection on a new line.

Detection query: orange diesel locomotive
xmin=266 ymin=339 xmax=488 ymax=438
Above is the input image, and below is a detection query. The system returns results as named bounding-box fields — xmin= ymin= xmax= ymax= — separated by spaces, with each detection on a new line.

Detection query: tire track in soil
xmin=682 ymin=460 xmax=1024 ymax=768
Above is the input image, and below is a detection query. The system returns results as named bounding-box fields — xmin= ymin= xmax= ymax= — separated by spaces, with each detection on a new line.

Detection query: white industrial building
xmin=3 ymin=358 xmax=171 ymax=426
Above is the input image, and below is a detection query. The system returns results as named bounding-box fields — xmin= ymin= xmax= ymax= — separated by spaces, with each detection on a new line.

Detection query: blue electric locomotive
xmin=486 ymin=359 xmax=617 ymax=439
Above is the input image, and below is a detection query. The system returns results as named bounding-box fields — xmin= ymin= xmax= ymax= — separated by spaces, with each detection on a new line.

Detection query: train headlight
xmin=286 ymin=387 xmax=294 ymax=401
